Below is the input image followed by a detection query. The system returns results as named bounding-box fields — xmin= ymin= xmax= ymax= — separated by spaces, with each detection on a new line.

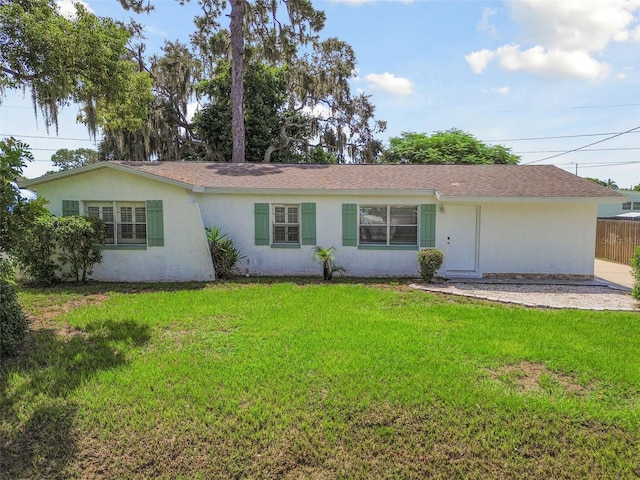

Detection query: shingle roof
xmin=109 ymin=161 xmax=623 ymax=199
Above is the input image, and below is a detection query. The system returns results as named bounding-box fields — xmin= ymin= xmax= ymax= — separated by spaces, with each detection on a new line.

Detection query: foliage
xmin=0 ymin=0 xmax=152 ymax=135
xmin=11 ymin=214 xmax=58 ymax=284
xmin=56 ymin=216 xmax=105 ymax=284
xmin=604 ymin=178 xmax=619 ymax=190
xmin=0 ymin=281 xmax=28 ymax=357
xmin=99 ymin=42 xmax=203 ymax=162
xmin=4 ymin=282 xmax=640 ymax=478
xmin=50 ymin=148 xmax=99 ymax=171
xmin=381 ymin=129 xmax=520 ymax=165
xmin=312 ymin=246 xmax=344 ymax=280
xmin=633 ymin=184 xmax=640 ymax=192
xmin=418 ymin=248 xmax=444 ymax=282
xmin=1 ymin=138 xmax=33 ymax=253
xmin=205 ymin=226 xmax=245 ymax=279
xmin=11 ymin=215 xmax=105 ymax=284
xmin=631 ymin=246 xmax=640 ymax=300
xmin=586 ymin=177 xmax=607 ymax=187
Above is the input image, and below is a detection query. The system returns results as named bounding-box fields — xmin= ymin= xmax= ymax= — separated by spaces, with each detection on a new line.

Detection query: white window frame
xmin=86 ymin=201 xmax=147 ymax=245
xmin=359 ymin=205 xmax=418 ymax=246
xmin=272 ymin=204 xmax=300 ymax=244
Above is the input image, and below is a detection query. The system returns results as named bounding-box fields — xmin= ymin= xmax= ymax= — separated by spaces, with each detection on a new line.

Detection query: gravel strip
xmin=411 ymin=282 xmax=640 ymax=311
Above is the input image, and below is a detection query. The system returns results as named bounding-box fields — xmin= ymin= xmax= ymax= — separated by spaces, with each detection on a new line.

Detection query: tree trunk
xmin=230 ymin=0 xmax=245 ymax=163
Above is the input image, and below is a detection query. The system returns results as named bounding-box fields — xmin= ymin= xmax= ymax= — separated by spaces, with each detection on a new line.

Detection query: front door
xmin=446 ymin=205 xmax=479 ymax=274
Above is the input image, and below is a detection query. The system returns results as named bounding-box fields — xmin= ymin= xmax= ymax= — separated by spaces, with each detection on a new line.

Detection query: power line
xmin=515 ymin=147 xmax=640 ymax=154
xmin=0 ymin=132 xmax=97 ymax=142
xmin=488 ymin=131 xmax=640 ymax=143
xmin=523 ymin=125 xmax=640 ymax=164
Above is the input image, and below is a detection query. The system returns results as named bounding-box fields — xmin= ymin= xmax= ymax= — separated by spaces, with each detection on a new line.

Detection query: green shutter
xmin=146 ymin=200 xmax=164 ymax=247
xmin=342 ymin=203 xmax=357 ymax=247
xmin=301 ymin=203 xmax=316 ymax=245
xmin=254 ymin=203 xmax=270 ymax=245
xmin=420 ymin=204 xmax=436 ymax=248
xmin=62 ymin=200 xmax=79 ymax=216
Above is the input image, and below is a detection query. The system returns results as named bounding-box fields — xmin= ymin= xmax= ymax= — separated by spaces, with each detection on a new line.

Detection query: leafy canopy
xmin=381 ymin=129 xmax=519 ymax=165
xmin=0 ymin=0 xmax=153 ymax=135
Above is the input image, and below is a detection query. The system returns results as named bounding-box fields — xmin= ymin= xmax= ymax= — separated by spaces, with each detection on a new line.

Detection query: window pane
xmin=287 ymin=225 xmax=299 ymax=242
xmin=390 ymin=206 xmax=417 ymax=225
xmin=390 ymin=226 xmax=417 ymax=245
xmin=120 ymin=207 xmax=132 ymax=222
xmin=120 ymin=223 xmax=133 ymax=239
xmin=632 ymin=202 xmax=640 ymax=210
xmin=360 ymin=206 xmax=386 ymax=225
xmin=87 ymin=206 xmax=100 ymax=218
xmin=274 ymin=206 xmax=285 ymax=223
xmin=135 ymin=207 xmax=146 ymax=223
xmin=103 ymin=207 xmax=114 ymax=222
xmin=622 ymin=202 xmax=631 ymax=210
xmin=360 ymin=225 xmax=386 ymax=244
xmin=135 ymin=224 xmax=147 ymax=239
xmin=105 ymin=224 xmax=115 ymax=244
xmin=287 ymin=207 xmax=298 ymax=223
xmin=273 ymin=226 xmax=286 ymax=243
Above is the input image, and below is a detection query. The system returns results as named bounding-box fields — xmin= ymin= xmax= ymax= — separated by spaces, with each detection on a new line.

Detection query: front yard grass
xmin=2 ymin=280 xmax=639 ymax=479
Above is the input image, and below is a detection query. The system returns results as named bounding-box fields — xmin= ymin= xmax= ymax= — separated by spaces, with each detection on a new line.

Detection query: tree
xmin=51 ymin=148 xmax=99 ymax=171
xmin=586 ymin=177 xmax=607 ymax=187
xmin=1 ymin=0 xmax=152 ymax=135
xmin=633 ymin=184 xmax=640 ymax=192
xmin=380 ymin=129 xmax=520 ymax=165
xmin=604 ymin=178 xmax=619 ymax=190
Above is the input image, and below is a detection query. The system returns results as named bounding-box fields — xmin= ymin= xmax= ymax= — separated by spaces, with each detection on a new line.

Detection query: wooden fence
xmin=595 ymin=219 xmax=640 ymax=265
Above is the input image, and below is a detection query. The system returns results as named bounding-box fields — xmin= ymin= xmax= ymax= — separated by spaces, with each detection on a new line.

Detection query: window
xmin=622 ymin=202 xmax=631 ymax=210
xmin=272 ymin=205 xmax=299 ymax=244
xmin=359 ymin=205 xmax=418 ymax=245
xmin=86 ymin=201 xmax=147 ymax=245
xmin=633 ymin=202 xmax=640 ymax=210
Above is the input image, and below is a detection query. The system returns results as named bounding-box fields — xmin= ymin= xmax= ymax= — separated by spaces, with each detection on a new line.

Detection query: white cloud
xmin=466 ymin=0 xmax=640 ymax=80
xmin=616 ymin=72 xmax=628 ymax=80
xmin=364 ymin=72 xmax=414 ymax=95
xmin=55 ymin=0 xmax=93 ymax=19
xmin=465 ymin=49 xmax=496 ymax=74
xmin=477 ymin=7 xmax=498 ymax=37
xmin=496 ymin=44 xmax=610 ymax=80
xmin=482 ymin=87 xmax=509 ymax=95
xmin=144 ymin=25 xmax=167 ymax=38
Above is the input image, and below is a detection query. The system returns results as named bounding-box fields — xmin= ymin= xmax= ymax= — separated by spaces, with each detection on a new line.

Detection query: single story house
xmin=597 ymin=190 xmax=640 ymax=218
xmin=22 ymin=162 xmax=624 ymax=282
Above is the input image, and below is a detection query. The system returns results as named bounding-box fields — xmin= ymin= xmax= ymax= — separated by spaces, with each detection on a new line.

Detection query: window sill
xmin=357 ymin=245 xmax=419 ymax=251
xmin=102 ymin=244 xmax=148 ymax=250
xmin=271 ymin=243 xmax=301 ymax=249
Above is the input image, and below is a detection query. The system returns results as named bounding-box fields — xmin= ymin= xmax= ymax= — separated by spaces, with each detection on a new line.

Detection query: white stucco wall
xmin=197 ymin=193 xmax=433 ymax=277
xmin=31 ymin=169 xmax=214 ymax=282
xmin=435 ymin=201 xmax=597 ymax=277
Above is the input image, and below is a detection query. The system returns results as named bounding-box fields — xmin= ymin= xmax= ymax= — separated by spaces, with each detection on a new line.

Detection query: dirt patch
xmin=487 ymin=361 xmax=586 ymax=394
xmin=27 ymin=294 xmax=109 ymax=339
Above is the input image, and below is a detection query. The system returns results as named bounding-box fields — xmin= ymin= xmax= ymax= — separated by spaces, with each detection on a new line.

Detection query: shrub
xmin=57 ymin=215 xmax=105 ymax=284
xmin=0 ymin=281 xmax=29 ymax=357
xmin=206 ymin=226 xmax=245 ymax=279
xmin=312 ymin=246 xmax=345 ymax=281
xmin=11 ymin=213 xmax=59 ymax=284
xmin=418 ymin=248 xmax=444 ymax=283
xmin=631 ymin=246 xmax=640 ymax=300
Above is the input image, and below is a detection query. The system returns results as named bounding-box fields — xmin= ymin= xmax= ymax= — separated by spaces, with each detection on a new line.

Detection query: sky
xmin=3 ymin=0 xmax=640 ymax=188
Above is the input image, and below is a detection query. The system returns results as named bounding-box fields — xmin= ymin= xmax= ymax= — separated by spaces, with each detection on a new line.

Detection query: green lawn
xmin=2 ymin=281 xmax=639 ymax=479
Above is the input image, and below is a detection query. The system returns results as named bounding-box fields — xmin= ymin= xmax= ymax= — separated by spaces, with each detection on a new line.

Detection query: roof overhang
xmin=435 ymin=193 xmax=625 ymax=204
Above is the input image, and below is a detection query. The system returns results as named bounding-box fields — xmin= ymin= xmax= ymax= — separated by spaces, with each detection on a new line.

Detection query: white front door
xmin=446 ymin=205 xmax=479 ymax=274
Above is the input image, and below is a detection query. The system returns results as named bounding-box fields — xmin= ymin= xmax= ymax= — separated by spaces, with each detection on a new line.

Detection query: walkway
xmin=594 ymin=258 xmax=635 ymax=290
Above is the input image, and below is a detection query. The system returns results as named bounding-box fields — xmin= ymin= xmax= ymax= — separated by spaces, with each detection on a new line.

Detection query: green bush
xmin=11 ymin=213 xmax=58 ymax=284
xmin=206 ymin=226 xmax=245 ymax=279
xmin=57 ymin=215 xmax=105 ymax=283
xmin=631 ymin=246 xmax=640 ymax=300
xmin=0 ymin=281 xmax=29 ymax=357
xmin=418 ymin=248 xmax=444 ymax=283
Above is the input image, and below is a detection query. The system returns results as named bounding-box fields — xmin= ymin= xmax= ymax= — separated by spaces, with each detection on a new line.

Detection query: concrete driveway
xmin=594 ymin=259 xmax=635 ymax=290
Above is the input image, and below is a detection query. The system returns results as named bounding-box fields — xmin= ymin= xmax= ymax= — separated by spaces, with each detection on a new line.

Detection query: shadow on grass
xmin=0 ymin=319 xmax=150 ymax=480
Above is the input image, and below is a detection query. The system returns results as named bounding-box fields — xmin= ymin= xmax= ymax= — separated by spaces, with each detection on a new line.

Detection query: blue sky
xmin=3 ymin=0 xmax=640 ymax=188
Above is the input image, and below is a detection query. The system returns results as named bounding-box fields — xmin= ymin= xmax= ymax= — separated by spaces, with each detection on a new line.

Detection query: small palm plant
xmin=313 ymin=246 xmax=344 ymax=281
xmin=205 ymin=226 xmax=245 ymax=279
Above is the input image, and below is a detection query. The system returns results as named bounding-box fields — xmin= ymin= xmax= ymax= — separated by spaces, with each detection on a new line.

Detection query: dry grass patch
xmin=488 ymin=361 xmax=587 ymax=394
